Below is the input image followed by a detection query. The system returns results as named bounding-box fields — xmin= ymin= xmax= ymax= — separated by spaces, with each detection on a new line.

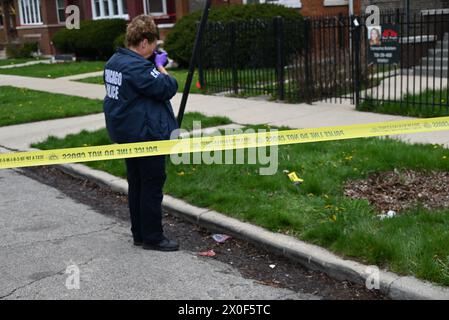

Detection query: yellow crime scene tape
xmin=1 ymin=116 xmax=449 ymax=170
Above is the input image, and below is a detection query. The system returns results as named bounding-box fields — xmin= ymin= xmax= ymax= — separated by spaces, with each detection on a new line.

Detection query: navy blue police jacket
xmin=103 ymin=47 xmax=179 ymax=144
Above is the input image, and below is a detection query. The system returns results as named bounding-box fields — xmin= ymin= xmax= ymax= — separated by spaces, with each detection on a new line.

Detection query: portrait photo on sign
xmin=368 ymin=26 xmax=382 ymax=46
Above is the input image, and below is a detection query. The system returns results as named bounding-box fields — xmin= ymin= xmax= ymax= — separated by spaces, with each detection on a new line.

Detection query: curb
xmin=53 ymin=162 xmax=449 ymax=300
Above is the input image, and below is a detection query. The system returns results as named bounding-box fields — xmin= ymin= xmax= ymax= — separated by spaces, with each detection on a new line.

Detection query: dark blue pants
xmin=125 ymin=155 xmax=166 ymax=244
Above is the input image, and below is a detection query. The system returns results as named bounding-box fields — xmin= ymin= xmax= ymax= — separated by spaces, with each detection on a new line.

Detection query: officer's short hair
xmin=126 ymin=15 xmax=159 ymax=48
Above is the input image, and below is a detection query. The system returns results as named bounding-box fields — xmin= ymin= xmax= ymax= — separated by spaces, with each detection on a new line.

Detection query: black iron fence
xmin=198 ymin=17 xmax=303 ymax=101
xmin=198 ymin=14 xmax=360 ymax=102
xmin=198 ymin=10 xmax=449 ymax=116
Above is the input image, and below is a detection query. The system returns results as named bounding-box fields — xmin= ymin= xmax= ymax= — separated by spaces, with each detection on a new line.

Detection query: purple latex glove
xmin=154 ymin=50 xmax=168 ymax=68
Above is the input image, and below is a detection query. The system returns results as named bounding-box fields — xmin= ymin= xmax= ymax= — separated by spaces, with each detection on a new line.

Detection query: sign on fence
xmin=368 ymin=24 xmax=400 ymax=64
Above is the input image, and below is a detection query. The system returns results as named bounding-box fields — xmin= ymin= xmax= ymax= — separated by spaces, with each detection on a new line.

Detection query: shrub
xmin=52 ymin=19 xmax=127 ymax=60
xmin=6 ymin=42 xmax=39 ymax=58
xmin=165 ymin=3 xmax=304 ymax=67
xmin=113 ymin=33 xmax=126 ymax=50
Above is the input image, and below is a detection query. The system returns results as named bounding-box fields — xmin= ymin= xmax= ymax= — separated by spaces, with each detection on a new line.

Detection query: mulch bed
xmin=344 ymin=169 xmax=449 ymax=214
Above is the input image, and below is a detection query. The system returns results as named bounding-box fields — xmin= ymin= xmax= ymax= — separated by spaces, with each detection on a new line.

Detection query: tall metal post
xmin=177 ymin=0 xmax=212 ymax=127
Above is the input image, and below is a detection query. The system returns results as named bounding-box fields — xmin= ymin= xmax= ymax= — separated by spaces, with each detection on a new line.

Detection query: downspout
xmin=348 ymin=0 xmax=354 ymax=16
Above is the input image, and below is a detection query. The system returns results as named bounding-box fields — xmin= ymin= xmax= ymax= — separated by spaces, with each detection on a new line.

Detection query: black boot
xmin=142 ymin=237 xmax=179 ymax=252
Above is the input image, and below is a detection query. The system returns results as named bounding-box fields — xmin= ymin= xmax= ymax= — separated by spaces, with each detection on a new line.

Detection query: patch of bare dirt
xmin=344 ymin=169 xmax=449 ymax=214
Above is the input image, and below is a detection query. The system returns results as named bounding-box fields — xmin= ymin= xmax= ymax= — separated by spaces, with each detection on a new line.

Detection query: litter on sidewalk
xmin=212 ymin=234 xmax=232 ymax=243
xmin=198 ymin=250 xmax=216 ymax=257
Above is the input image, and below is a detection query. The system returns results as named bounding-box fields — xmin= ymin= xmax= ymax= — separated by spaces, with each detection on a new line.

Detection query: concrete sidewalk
xmin=1 ymin=74 xmax=449 ymax=148
xmin=0 ymin=168 xmax=315 ymax=300
xmin=0 ymin=114 xmax=105 ymax=150
xmin=364 ymin=75 xmax=448 ymax=100
xmin=57 ymin=71 xmax=103 ymax=81
xmin=0 ymin=60 xmax=51 ymax=69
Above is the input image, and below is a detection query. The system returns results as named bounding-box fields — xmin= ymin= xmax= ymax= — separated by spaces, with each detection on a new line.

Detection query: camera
xmin=148 ymin=42 xmax=169 ymax=67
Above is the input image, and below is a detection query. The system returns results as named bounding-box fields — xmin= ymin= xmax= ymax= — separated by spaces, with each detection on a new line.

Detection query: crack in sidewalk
xmin=0 ymin=223 xmax=118 ymax=250
xmin=0 ymin=257 xmax=95 ymax=300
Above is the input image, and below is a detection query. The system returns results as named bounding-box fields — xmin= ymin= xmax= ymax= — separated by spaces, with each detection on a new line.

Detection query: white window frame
xmin=56 ymin=0 xmax=65 ymax=24
xmin=324 ymin=0 xmax=349 ymax=6
xmin=143 ymin=0 xmax=168 ymax=16
xmin=91 ymin=0 xmax=129 ymax=20
xmin=18 ymin=0 xmax=43 ymax=26
xmin=242 ymin=0 xmax=302 ymax=8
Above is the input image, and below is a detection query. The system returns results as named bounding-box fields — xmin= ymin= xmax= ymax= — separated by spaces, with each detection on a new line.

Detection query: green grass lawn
xmin=33 ymin=127 xmax=449 ymax=286
xmin=205 ymin=68 xmax=277 ymax=95
xmin=77 ymin=68 xmax=203 ymax=94
xmin=76 ymin=75 xmax=104 ymax=84
xmin=358 ymin=88 xmax=449 ymax=117
xmin=178 ymin=112 xmax=231 ymax=131
xmin=0 ymin=86 xmax=102 ymax=126
xmin=0 ymin=86 xmax=231 ymax=128
xmin=0 ymin=58 xmax=43 ymax=67
xmin=78 ymin=68 xmax=277 ymax=96
xmin=0 ymin=61 xmax=105 ymax=78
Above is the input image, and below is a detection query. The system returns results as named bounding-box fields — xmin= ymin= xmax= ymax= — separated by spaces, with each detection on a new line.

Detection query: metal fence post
xmin=230 ymin=22 xmax=239 ymax=95
xmin=197 ymin=21 xmax=205 ymax=89
xmin=303 ymin=18 xmax=312 ymax=103
xmin=275 ymin=16 xmax=285 ymax=101
xmin=198 ymin=61 xmax=205 ymax=89
xmin=338 ymin=13 xmax=344 ymax=49
xmin=352 ymin=16 xmax=361 ymax=107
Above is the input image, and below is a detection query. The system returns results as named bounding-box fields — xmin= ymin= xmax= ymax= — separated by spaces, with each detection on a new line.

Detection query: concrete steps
xmin=435 ymin=40 xmax=449 ymax=49
xmin=427 ymin=48 xmax=449 ymax=58
xmin=413 ymin=65 xmax=448 ymax=77
xmin=421 ymin=57 xmax=448 ymax=65
xmin=413 ymin=33 xmax=449 ymax=77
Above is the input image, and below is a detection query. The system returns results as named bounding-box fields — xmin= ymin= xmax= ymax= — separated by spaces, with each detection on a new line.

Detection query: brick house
xmin=362 ymin=0 xmax=449 ymax=12
xmin=0 ymin=0 xmax=185 ymax=55
xmin=0 ymin=0 xmax=361 ymax=56
xmin=197 ymin=0 xmax=360 ymax=17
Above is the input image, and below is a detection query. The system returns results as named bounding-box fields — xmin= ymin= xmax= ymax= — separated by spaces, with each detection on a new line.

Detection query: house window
xmin=91 ymin=0 xmax=129 ymax=19
xmin=122 ymin=0 xmax=128 ymax=14
xmin=244 ymin=0 xmax=301 ymax=8
xmin=323 ymin=0 xmax=349 ymax=6
xmin=56 ymin=0 xmax=65 ymax=23
xmin=18 ymin=0 xmax=43 ymax=25
xmin=144 ymin=0 xmax=167 ymax=16
xmin=112 ymin=0 xmax=119 ymax=15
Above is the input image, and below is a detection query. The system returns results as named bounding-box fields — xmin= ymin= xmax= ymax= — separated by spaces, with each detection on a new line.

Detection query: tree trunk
xmin=1 ymin=0 xmax=13 ymax=44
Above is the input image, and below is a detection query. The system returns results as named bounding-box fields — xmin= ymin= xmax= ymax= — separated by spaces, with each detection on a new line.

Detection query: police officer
xmin=103 ymin=15 xmax=179 ymax=251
